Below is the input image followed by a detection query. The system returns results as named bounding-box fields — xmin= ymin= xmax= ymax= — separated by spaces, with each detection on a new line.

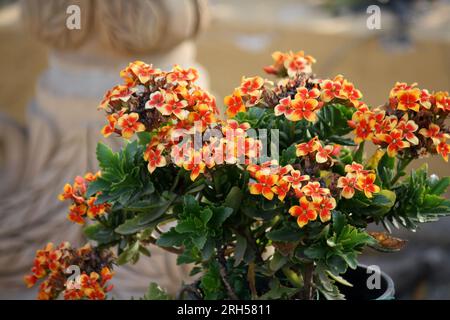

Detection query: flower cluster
xmin=247 ymin=160 xmax=336 ymax=228
xmin=337 ymin=162 xmax=380 ymax=199
xmin=263 ymin=50 xmax=316 ymax=78
xmin=24 ymin=242 xmax=114 ymax=300
xmin=225 ymin=52 xmax=363 ymax=122
xmin=349 ymin=83 xmax=450 ymax=161
xmin=58 ymin=172 xmax=108 ymax=224
xmin=224 ymin=76 xmax=266 ymax=118
xmin=246 ymin=135 xmax=381 ymax=228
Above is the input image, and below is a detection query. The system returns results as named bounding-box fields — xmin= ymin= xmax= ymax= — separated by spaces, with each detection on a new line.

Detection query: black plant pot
xmin=337 ymin=264 xmax=395 ymax=300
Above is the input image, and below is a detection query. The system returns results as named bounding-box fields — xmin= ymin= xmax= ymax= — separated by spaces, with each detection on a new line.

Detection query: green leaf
xmin=96 ymin=142 xmax=118 ymax=171
xmin=117 ymin=241 xmax=140 ymax=265
xmin=175 ymin=219 xmax=197 ymax=233
xmin=267 ymin=226 xmax=301 ymax=242
xmin=258 ymin=279 xmax=300 ymax=300
xmin=429 ymin=177 xmax=450 ymax=196
xmin=269 ymin=251 xmax=288 ymax=272
xmin=86 ymin=178 xmax=111 ymax=197
xmin=144 ymin=283 xmax=171 ymax=300
xmin=115 ymin=193 xmax=176 ymax=235
xmin=233 ymin=234 xmax=247 ymax=267
xmin=156 ymin=228 xmax=185 ymax=247
xmin=209 ymin=207 xmax=233 ymax=227
xmin=83 ymin=223 xmax=119 ymax=245
xmin=191 ymin=233 xmax=208 ymax=250
xmin=224 ymin=187 xmax=243 ymax=213
xmin=200 ymin=208 xmax=213 ymax=225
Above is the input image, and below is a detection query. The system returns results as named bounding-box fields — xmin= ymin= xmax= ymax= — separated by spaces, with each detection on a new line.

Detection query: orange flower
xmin=338 ymin=175 xmax=357 ymax=199
xmin=356 ymin=173 xmax=380 ymax=198
xmin=344 ymin=162 xmax=365 ymax=174
xmin=239 ymin=76 xmax=264 ymax=96
xmin=312 ymin=196 xmax=336 ymax=222
xmin=295 ymin=87 xmax=320 ymax=100
xmin=289 ymin=197 xmax=317 ymax=228
xmin=167 ymin=65 xmax=199 ymax=86
xmin=288 ymin=98 xmax=320 ymax=122
xmin=156 ymin=93 xmax=189 ymax=120
xmin=86 ymin=197 xmax=107 ymax=219
xmin=225 ymin=91 xmax=246 ymax=118
xmin=109 ymin=85 xmax=135 ymax=103
xmin=301 ymin=181 xmax=330 ymax=201
xmin=249 ymin=171 xmax=279 ymax=200
xmin=68 ymin=204 xmax=87 ymax=225
xmin=338 ymin=80 xmax=362 ymax=106
xmin=282 ymin=170 xmax=310 ymax=190
xmin=397 ymin=116 xmax=419 ymax=145
xmin=419 ymin=124 xmax=448 ymax=145
xmin=117 ymin=113 xmax=145 ymax=139
xmin=296 ymin=137 xmax=321 ymax=156
xmin=272 ymin=180 xmax=291 ymax=201
xmin=274 ymin=97 xmax=292 ymax=118
xmin=380 ymin=129 xmax=410 ymax=157
xmin=144 ymin=146 xmax=167 ymax=173
xmin=101 ymin=114 xmax=119 ymax=138
xmin=396 ymin=89 xmax=421 ymax=112
xmin=316 ymin=145 xmax=338 ymax=164
xmin=183 ymin=151 xmax=206 ymax=181
xmin=437 ymin=141 xmax=450 ymax=162
xmin=145 ymin=91 xmax=165 ymax=110
xmin=320 ymin=79 xmax=342 ymax=102
xmin=127 ymin=61 xmax=161 ymax=84
xmin=435 ymin=91 xmax=450 ymax=111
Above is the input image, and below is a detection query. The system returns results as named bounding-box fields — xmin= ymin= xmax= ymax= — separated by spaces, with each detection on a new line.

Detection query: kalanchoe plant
xmin=25 ymin=50 xmax=450 ymax=300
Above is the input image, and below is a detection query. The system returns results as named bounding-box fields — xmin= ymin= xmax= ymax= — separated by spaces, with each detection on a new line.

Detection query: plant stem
xmin=302 ymin=262 xmax=314 ymax=300
xmin=217 ymin=247 xmax=239 ymax=300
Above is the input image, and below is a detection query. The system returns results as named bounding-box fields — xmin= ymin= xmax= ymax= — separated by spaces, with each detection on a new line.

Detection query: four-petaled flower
xmin=117 ymin=113 xmax=145 ymax=139
xmin=396 ymin=89 xmax=421 ymax=112
xmin=356 ymin=173 xmax=380 ymax=198
xmin=379 ymin=129 xmax=410 ymax=157
xmin=224 ymin=91 xmax=246 ymax=118
xmin=289 ymin=197 xmax=317 ymax=228
xmin=249 ymin=171 xmax=279 ymax=200
xmin=144 ymin=146 xmax=167 ymax=173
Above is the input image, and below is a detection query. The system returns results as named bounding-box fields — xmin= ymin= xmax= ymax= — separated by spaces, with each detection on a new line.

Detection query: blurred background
xmin=0 ymin=0 xmax=449 ymax=299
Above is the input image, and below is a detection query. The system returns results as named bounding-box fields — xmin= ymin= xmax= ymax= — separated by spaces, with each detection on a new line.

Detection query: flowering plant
xmin=25 ymin=50 xmax=450 ymax=300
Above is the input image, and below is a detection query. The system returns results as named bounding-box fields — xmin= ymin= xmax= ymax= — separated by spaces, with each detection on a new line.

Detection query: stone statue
xmin=0 ymin=0 xmax=209 ymax=299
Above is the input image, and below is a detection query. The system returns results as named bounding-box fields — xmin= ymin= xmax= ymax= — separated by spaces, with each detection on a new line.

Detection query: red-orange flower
xmin=144 ymin=146 xmax=167 ymax=173
xmin=117 ymin=113 xmax=146 ymax=139
xmin=282 ymin=170 xmax=310 ymax=190
xmin=437 ymin=141 xmax=450 ymax=162
xmin=272 ymin=180 xmax=291 ymax=201
xmin=249 ymin=171 xmax=279 ymax=200
xmin=397 ymin=116 xmax=419 ymax=145
xmin=320 ymin=79 xmax=342 ymax=102
xmin=337 ymin=175 xmax=357 ymax=199
xmin=296 ymin=137 xmax=321 ymax=156
xmin=396 ymin=89 xmax=421 ymax=112
xmin=289 ymin=98 xmax=320 ymax=122
xmin=225 ymin=91 xmax=246 ymax=118
xmin=379 ymin=129 xmax=410 ymax=157
xmin=145 ymin=91 xmax=165 ymax=110
xmin=239 ymin=76 xmax=264 ymax=96
xmin=301 ymin=181 xmax=330 ymax=201
xmin=356 ymin=173 xmax=380 ymax=198
xmin=419 ymin=124 xmax=448 ymax=145
xmin=312 ymin=196 xmax=336 ymax=222
xmin=183 ymin=151 xmax=206 ymax=181
xmin=289 ymin=197 xmax=317 ymax=228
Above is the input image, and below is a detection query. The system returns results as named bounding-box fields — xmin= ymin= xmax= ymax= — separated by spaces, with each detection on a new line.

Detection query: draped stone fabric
xmin=0 ymin=0 xmax=209 ymax=299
